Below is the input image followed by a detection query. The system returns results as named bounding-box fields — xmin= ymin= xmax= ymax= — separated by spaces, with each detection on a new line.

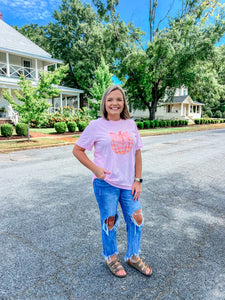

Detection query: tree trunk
xmin=28 ymin=121 xmax=30 ymax=142
xmin=148 ymin=100 xmax=157 ymax=120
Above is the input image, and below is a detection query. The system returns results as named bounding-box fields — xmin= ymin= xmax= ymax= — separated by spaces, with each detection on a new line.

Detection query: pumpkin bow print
xmin=109 ymin=131 xmax=134 ymax=154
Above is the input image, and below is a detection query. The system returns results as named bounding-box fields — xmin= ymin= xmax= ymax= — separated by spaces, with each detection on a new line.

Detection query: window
xmin=183 ymin=89 xmax=186 ymax=95
xmin=167 ymin=105 xmax=171 ymax=113
xmin=23 ymin=60 xmax=31 ymax=78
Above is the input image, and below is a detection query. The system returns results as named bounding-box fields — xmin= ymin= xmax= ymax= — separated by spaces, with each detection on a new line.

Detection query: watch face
xmin=139 ymin=179 xmax=143 ymax=183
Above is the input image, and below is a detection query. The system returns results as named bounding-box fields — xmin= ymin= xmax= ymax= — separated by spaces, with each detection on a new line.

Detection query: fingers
xmin=133 ymin=191 xmax=141 ymax=201
xmin=96 ymin=167 xmax=110 ymax=179
xmin=103 ymin=169 xmax=111 ymax=174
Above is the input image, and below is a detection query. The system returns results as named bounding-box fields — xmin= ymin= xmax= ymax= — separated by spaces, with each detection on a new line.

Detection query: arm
xmin=132 ymin=149 xmax=142 ymax=201
xmin=72 ymin=144 xmax=110 ymax=179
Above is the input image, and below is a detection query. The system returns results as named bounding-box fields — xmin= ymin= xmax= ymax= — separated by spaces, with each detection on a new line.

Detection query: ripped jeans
xmin=93 ymin=179 xmax=143 ymax=261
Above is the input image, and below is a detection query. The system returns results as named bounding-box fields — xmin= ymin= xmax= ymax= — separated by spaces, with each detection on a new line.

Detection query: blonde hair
xmin=100 ymin=85 xmax=130 ymax=120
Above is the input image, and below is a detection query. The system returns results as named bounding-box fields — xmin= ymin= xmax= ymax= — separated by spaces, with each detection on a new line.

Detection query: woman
xmin=73 ymin=86 xmax=152 ymax=278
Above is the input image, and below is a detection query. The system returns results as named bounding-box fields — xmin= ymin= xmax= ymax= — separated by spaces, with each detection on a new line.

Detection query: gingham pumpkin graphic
xmin=109 ymin=131 xmax=134 ymax=154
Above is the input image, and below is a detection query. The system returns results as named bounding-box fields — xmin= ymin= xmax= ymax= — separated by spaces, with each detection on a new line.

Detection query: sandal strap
xmin=108 ymin=259 xmax=125 ymax=271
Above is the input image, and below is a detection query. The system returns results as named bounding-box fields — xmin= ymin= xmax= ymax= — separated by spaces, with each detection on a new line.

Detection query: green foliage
xmin=214 ymin=110 xmax=222 ymax=118
xmin=1 ymin=124 xmax=13 ymax=137
xmin=143 ymin=120 xmax=150 ymax=129
xmin=54 ymin=122 xmax=67 ymax=133
xmin=205 ymin=110 xmax=213 ymax=118
xmin=154 ymin=120 xmax=159 ymax=127
xmin=88 ymin=58 xmax=113 ymax=118
xmin=122 ymin=2 xmax=225 ymax=120
xmin=30 ymin=107 xmax=91 ymax=128
xmin=77 ymin=121 xmax=88 ymax=131
xmin=166 ymin=120 xmax=171 ymax=127
xmin=159 ymin=120 xmax=165 ymax=127
xmin=67 ymin=122 xmax=77 ymax=132
xmin=3 ymin=65 xmax=67 ymax=141
xmin=136 ymin=122 xmax=144 ymax=129
xmin=150 ymin=120 xmax=155 ymax=128
xmin=16 ymin=123 xmax=28 ymax=136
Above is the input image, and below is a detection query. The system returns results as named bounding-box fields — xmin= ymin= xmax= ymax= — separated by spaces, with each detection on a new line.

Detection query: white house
xmin=0 ymin=13 xmax=83 ymax=125
xmin=131 ymin=86 xmax=204 ymax=122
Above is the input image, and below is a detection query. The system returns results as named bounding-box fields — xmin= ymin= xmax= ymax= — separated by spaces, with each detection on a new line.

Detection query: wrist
xmin=134 ymin=177 xmax=143 ymax=183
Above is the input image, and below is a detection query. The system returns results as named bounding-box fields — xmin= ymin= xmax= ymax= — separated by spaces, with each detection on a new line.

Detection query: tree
xmin=14 ymin=0 xmax=143 ymax=102
xmin=88 ymin=58 xmax=113 ymax=118
xmin=121 ymin=0 xmax=225 ymax=120
xmin=3 ymin=65 xmax=67 ymax=141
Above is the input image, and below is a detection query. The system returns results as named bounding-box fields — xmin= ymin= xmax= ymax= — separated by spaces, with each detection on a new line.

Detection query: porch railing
xmin=8 ymin=104 xmax=19 ymax=125
xmin=0 ymin=62 xmax=45 ymax=80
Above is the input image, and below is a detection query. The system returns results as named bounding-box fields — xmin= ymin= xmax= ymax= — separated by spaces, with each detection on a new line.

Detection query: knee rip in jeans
xmin=131 ymin=209 xmax=144 ymax=227
xmin=103 ymin=213 xmax=120 ymax=236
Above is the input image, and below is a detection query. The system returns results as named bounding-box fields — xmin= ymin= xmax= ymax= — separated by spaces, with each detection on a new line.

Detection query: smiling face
xmin=105 ymin=89 xmax=125 ymax=121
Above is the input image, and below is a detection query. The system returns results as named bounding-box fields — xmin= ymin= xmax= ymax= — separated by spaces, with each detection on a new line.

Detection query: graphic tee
xmin=76 ymin=118 xmax=143 ymax=190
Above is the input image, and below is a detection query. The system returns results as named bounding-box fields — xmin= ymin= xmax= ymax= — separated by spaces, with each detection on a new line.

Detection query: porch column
xmin=6 ymin=52 xmax=10 ymax=77
xmin=55 ymin=63 xmax=58 ymax=70
xmin=65 ymin=96 xmax=67 ymax=107
xmin=60 ymin=93 xmax=63 ymax=112
xmin=77 ymin=94 xmax=80 ymax=109
xmin=181 ymin=103 xmax=183 ymax=116
xmin=35 ymin=59 xmax=38 ymax=81
xmin=199 ymin=105 xmax=202 ymax=116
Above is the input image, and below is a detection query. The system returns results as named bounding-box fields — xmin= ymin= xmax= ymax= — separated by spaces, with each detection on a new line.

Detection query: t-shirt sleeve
xmin=76 ymin=121 xmax=95 ymax=151
xmin=134 ymin=122 xmax=143 ymax=150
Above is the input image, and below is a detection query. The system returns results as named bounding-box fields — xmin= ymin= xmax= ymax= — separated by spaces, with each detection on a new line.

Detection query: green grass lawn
xmin=30 ymin=128 xmax=58 ymax=134
xmin=0 ymin=138 xmax=65 ymax=152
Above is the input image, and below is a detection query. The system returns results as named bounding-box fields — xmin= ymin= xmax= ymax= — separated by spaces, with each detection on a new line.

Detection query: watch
xmin=135 ymin=178 xmax=143 ymax=183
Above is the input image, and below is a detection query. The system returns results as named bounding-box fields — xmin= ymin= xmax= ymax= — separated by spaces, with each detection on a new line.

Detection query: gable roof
xmin=0 ymin=19 xmax=61 ymax=63
xmin=167 ymin=95 xmax=204 ymax=105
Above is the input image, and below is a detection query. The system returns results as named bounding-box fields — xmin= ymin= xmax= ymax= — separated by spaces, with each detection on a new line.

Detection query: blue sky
xmin=1 ymin=0 xmax=225 ymax=43
xmin=1 ymin=0 xmax=187 ymax=39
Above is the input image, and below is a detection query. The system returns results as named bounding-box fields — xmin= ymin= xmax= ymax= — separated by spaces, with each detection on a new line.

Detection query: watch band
xmin=135 ymin=178 xmax=143 ymax=183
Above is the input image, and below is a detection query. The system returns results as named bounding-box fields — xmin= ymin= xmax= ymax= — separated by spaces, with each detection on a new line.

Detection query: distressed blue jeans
xmin=93 ymin=179 xmax=143 ymax=261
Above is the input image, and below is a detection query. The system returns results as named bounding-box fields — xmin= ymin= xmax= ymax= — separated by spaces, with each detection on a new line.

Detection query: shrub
xmin=54 ymin=122 xmax=67 ymax=133
xmin=136 ymin=122 xmax=144 ymax=129
xmin=184 ymin=120 xmax=188 ymax=125
xmin=206 ymin=110 xmax=213 ymax=118
xmin=222 ymin=112 xmax=225 ymax=118
xmin=195 ymin=119 xmax=200 ymax=124
xmin=1 ymin=123 xmax=13 ymax=137
xmin=174 ymin=120 xmax=179 ymax=126
xmin=67 ymin=122 xmax=77 ymax=132
xmin=143 ymin=120 xmax=150 ymax=129
xmin=166 ymin=120 xmax=171 ymax=127
xmin=77 ymin=121 xmax=88 ymax=131
xmin=214 ymin=110 xmax=222 ymax=118
xmin=150 ymin=120 xmax=155 ymax=128
xmin=159 ymin=120 xmax=165 ymax=127
xmin=154 ymin=120 xmax=159 ymax=127
xmin=15 ymin=123 xmax=28 ymax=136
xmin=171 ymin=120 xmax=175 ymax=126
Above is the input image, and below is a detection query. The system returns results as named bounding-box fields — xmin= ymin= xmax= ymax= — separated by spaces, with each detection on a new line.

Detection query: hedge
xmin=77 ymin=121 xmax=88 ymax=131
xmin=67 ymin=122 xmax=77 ymax=132
xmin=15 ymin=123 xmax=28 ymax=136
xmin=54 ymin=122 xmax=67 ymax=133
xmin=1 ymin=123 xmax=14 ymax=137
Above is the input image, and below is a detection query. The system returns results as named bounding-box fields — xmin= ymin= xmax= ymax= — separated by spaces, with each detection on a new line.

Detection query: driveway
xmin=0 ymin=129 xmax=224 ymax=299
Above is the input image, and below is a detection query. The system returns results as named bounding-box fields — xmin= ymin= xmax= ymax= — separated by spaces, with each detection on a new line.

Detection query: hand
xmin=94 ymin=167 xmax=111 ymax=180
xmin=131 ymin=181 xmax=141 ymax=201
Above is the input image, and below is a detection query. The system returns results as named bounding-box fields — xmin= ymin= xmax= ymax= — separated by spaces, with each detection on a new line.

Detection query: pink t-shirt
xmin=76 ymin=118 xmax=143 ymax=190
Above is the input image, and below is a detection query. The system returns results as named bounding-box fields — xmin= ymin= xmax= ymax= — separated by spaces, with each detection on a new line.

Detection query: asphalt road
xmin=0 ymin=129 xmax=225 ymax=300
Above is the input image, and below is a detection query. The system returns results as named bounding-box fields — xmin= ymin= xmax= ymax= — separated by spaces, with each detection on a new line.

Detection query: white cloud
xmin=2 ymin=0 xmax=61 ymax=22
